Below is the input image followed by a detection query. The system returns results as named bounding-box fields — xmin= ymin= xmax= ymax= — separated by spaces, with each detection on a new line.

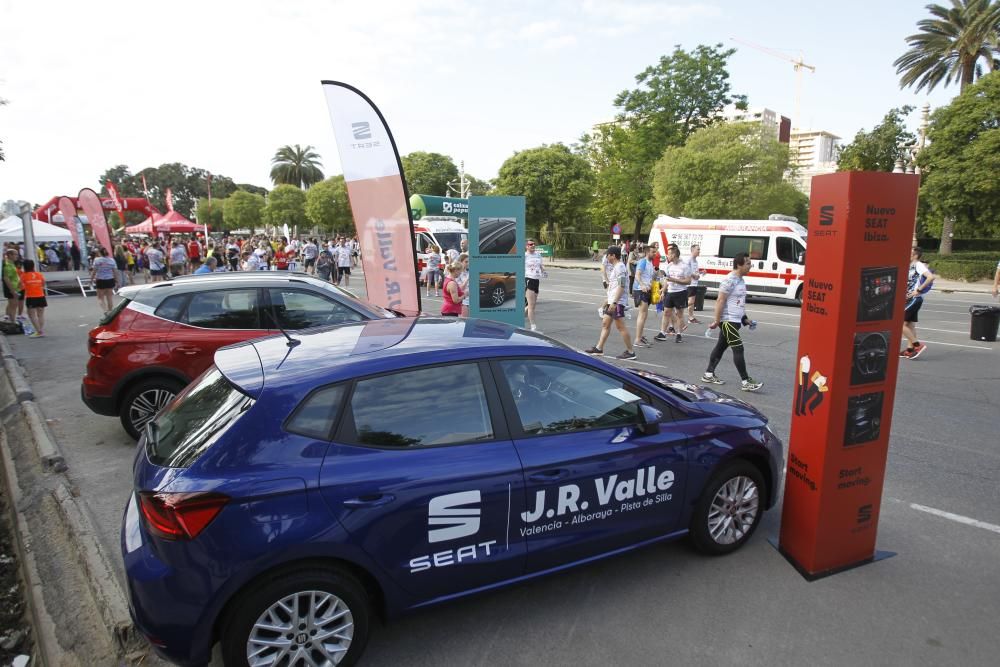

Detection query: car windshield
xmin=146 ymin=368 xmax=255 ymax=468
xmin=312 ymin=280 xmax=396 ymax=318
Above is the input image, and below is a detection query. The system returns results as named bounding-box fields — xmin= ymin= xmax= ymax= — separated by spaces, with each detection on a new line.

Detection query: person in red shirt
xmin=20 ymin=259 xmax=47 ymax=337
xmin=187 ymin=237 xmax=202 ymax=272
xmin=274 ymin=247 xmax=290 ymax=270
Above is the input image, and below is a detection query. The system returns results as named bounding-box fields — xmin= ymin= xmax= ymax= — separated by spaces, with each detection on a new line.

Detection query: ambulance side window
xmin=776 ymin=237 xmax=804 ymax=264
xmin=720 ymin=236 xmax=769 ymax=260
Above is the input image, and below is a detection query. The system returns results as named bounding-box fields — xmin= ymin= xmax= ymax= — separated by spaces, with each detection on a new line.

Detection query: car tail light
xmin=138 ymin=492 xmax=229 ymax=540
xmin=88 ymin=337 xmax=117 ymax=358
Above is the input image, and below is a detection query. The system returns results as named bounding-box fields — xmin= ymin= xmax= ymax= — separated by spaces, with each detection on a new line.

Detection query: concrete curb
xmin=52 ymin=485 xmax=140 ymax=653
xmin=21 ymin=402 xmax=66 ymax=473
xmin=0 ymin=431 xmax=66 ymax=667
xmin=0 ymin=333 xmax=139 ymax=661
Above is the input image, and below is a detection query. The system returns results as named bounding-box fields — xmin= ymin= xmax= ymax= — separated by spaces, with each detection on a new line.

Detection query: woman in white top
xmin=524 ymin=239 xmax=545 ymax=332
xmin=457 ymin=253 xmax=470 ymax=318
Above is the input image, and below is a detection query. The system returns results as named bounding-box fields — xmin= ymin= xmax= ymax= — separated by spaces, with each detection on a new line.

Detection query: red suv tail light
xmin=88 ymin=336 xmax=118 ymax=358
xmin=138 ymin=492 xmax=229 ymax=540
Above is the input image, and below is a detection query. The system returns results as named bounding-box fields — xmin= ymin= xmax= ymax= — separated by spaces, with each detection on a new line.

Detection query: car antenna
xmin=266 ymin=308 xmax=301 ymax=348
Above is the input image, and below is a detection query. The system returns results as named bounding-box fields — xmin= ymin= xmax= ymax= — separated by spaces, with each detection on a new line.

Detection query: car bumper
xmin=80 ymin=381 xmax=116 ymax=416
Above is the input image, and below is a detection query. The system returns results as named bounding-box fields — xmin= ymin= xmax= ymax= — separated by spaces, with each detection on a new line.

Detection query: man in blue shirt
xmin=633 ymin=245 xmax=657 ymax=347
xmin=194 ymin=257 xmax=218 ymax=275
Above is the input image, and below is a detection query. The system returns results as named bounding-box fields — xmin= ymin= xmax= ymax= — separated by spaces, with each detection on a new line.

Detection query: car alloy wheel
xmin=247 ymin=590 xmax=354 ymax=666
xmin=690 ymin=460 xmax=765 ymax=555
xmin=491 ymin=285 xmax=506 ymax=306
xmin=222 ymin=568 xmax=370 ymax=667
xmin=706 ymin=475 xmax=759 ymax=545
xmin=120 ymin=378 xmax=185 ymax=440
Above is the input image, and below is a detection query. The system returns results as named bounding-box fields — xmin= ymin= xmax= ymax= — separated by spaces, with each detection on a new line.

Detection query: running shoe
xmin=584 ymin=347 xmax=604 ymax=355
xmin=654 ymin=332 xmax=668 ymax=341
xmin=27 ymin=331 xmax=42 ymax=338
xmin=675 ymin=334 xmax=683 ymax=343
xmin=900 ymin=348 xmax=915 ymax=359
xmin=667 ymin=326 xmax=676 ymax=334
xmin=637 ymin=336 xmax=650 ymax=347
xmin=741 ymin=378 xmax=763 ymax=392
xmin=530 ymin=323 xmax=538 ymax=332
xmin=616 ymin=350 xmax=637 ymax=360
xmin=910 ymin=342 xmax=927 ymax=359
xmin=701 ymin=372 xmax=725 ymax=385
xmin=689 ymin=316 xmax=700 ymax=324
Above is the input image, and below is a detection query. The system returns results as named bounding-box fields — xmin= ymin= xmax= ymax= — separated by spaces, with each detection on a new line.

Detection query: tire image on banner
xmin=321 ymin=81 xmax=421 ymax=317
xmin=77 ymin=188 xmax=113 ymax=254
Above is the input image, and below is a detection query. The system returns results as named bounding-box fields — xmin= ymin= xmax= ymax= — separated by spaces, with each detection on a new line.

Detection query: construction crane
xmin=731 ymin=37 xmax=815 ymax=130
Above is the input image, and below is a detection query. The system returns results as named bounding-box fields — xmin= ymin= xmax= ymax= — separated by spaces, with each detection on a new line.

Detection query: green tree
xmin=236 ymin=183 xmax=269 ymax=196
xmin=465 ymin=174 xmax=494 ymax=195
xmin=305 ymin=175 xmax=353 ymax=233
xmin=401 ymin=152 xmax=459 ymax=196
xmin=918 ymin=71 xmax=1000 ymax=250
xmin=195 ymin=197 xmax=226 ymax=230
xmin=652 ymin=122 xmax=808 ymax=221
xmin=494 ymin=144 xmax=594 ymax=249
xmin=262 ymin=184 xmax=307 ymax=229
xmin=99 ymin=163 xmax=240 ymax=220
xmin=223 ymin=191 xmax=265 ymax=231
xmin=270 ymin=144 xmax=324 ymax=189
xmin=837 ymin=106 xmax=917 ymax=172
xmin=584 ymin=44 xmax=747 ymax=239
xmin=894 ymin=0 xmax=1000 ymax=93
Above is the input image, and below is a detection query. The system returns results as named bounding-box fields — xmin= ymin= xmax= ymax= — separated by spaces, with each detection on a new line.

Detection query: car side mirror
xmin=637 ymin=403 xmax=662 ymax=436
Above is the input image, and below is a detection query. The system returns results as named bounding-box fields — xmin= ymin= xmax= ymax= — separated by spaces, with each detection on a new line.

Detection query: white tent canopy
xmin=0 ymin=215 xmax=73 ymax=243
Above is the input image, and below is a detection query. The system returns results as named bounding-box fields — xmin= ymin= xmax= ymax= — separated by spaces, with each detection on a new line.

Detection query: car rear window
xmin=146 ymin=368 xmax=254 ymax=468
xmin=99 ymin=298 xmax=131 ymax=326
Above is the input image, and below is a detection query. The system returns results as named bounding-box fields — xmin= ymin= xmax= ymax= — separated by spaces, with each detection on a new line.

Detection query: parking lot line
xmin=909 ymin=504 xmax=1000 ymax=535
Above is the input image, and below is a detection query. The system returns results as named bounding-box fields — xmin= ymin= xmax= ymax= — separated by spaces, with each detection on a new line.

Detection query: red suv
xmin=82 ymin=272 xmax=394 ymax=439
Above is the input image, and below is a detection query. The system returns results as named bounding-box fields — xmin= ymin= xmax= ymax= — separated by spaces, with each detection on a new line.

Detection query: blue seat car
xmin=122 ymin=317 xmax=784 ymax=666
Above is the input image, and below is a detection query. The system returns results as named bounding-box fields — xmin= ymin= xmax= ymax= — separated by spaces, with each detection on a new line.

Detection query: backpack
xmin=0 ymin=320 xmax=24 ymax=335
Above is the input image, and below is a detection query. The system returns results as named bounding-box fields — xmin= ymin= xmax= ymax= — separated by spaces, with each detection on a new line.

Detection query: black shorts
xmin=665 ymin=291 xmax=687 ymax=309
xmin=904 ymin=297 xmax=922 ymax=323
xmin=150 ymin=268 xmax=167 ymax=277
xmin=26 ymin=296 xmax=47 ymax=309
xmin=632 ymin=289 xmax=651 ymax=307
xmin=96 ymin=278 xmax=116 ymax=290
xmin=687 ymin=286 xmax=699 ymax=298
xmin=305 ymin=257 xmax=316 ymax=268
xmin=2 ymin=283 xmax=11 ymax=299
xmin=338 ymin=267 xmax=351 ymax=277
xmin=526 ymin=278 xmax=540 ymax=294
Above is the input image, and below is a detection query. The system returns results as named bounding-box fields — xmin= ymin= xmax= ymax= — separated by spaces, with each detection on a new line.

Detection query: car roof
xmin=221 ymin=317 xmax=570 ymax=392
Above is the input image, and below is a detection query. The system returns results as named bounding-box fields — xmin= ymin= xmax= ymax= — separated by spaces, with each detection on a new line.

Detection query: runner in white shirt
xmin=901 ymin=246 xmax=936 ymax=359
xmin=302 ymin=239 xmax=319 ymax=275
xmin=524 ymin=239 xmax=545 ymax=332
xmin=685 ymin=244 xmax=705 ymax=324
xmin=336 ymin=241 xmax=353 ymax=286
xmin=655 ymin=245 xmax=692 ymax=343
xmin=701 ymin=252 xmax=762 ymax=391
xmin=585 ymin=246 xmax=636 ymax=359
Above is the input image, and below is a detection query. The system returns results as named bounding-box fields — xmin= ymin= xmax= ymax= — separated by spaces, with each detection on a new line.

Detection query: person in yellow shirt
xmin=20 ymin=259 xmax=47 ymax=337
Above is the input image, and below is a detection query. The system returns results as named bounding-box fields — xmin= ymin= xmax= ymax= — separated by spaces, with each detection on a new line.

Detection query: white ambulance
xmin=413 ymin=217 xmax=468 ymax=271
xmin=647 ymin=214 xmax=808 ymax=303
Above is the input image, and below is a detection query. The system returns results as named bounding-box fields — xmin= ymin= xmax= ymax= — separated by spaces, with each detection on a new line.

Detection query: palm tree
xmin=270 ymin=144 xmax=325 ymax=189
xmin=894 ymin=0 xmax=1000 ymax=93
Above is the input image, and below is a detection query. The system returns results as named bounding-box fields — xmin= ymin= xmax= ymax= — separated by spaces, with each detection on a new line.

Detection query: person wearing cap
xmin=585 ymin=246 xmax=636 ymax=360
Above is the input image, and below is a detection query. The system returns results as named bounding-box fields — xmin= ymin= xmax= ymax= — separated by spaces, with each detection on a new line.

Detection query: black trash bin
xmin=969 ymin=305 xmax=1000 ymax=342
xmin=693 ymin=285 xmax=708 ymax=311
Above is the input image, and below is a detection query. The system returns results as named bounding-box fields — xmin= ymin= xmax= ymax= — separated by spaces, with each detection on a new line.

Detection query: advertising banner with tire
xmin=468 ymin=196 xmax=525 ymax=326
xmin=778 ymin=172 xmax=920 ymax=579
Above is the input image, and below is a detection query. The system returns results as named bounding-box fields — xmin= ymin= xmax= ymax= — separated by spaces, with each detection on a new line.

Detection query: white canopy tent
xmin=0 ymin=215 xmax=73 ymax=243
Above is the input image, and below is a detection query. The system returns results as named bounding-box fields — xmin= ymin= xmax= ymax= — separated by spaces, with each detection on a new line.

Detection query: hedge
xmin=916 ymin=238 xmax=1000 ymax=252
xmin=924 ymin=253 xmax=998 ymax=281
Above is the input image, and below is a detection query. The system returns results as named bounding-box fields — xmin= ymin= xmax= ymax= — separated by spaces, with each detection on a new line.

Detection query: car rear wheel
xmin=120 ymin=377 xmax=184 ymax=440
xmin=690 ymin=460 xmax=765 ymax=555
xmin=221 ymin=567 xmax=370 ymax=667
xmin=490 ymin=284 xmax=506 ymax=306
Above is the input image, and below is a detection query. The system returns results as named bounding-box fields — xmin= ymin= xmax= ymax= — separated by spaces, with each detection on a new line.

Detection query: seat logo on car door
xmin=428 ymin=490 xmax=481 ymax=543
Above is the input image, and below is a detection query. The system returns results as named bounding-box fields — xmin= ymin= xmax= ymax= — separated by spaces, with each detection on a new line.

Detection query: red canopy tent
xmin=125 ymin=210 xmax=203 ymax=235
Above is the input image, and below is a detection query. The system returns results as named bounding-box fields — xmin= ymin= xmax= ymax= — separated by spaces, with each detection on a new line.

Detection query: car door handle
xmin=529 ymin=469 xmax=570 ymax=482
xmin=175 ymin=346 xmax=200 ymax=355
xmin=772 ymin=262 xmax=778 ymax=270
xmin=342 ymin=494 xmax=395 ymax=508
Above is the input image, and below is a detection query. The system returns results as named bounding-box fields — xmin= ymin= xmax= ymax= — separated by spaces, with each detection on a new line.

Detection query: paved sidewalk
xmin=547 ymin=258 xmax=998 ymax=295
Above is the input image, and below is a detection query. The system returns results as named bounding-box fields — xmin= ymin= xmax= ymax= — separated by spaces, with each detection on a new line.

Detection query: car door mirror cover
xmin=638 ymin=403 xmax=662 ymax=436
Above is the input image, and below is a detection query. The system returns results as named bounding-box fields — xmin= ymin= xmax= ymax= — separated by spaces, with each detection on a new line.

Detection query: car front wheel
xmin=491 ymin=284 xmax=507 ymax=306
xmin=221 ymin=567 xmax=370 ymax=667
xmin=690 ymin=460 xmax=765 ymax=555
xmin=119 ymin=378 xmax=184 ymax=440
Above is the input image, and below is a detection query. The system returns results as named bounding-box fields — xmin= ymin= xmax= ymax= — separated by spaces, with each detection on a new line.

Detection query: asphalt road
xmin=7 ymin=267 xmax=1000 ymax=666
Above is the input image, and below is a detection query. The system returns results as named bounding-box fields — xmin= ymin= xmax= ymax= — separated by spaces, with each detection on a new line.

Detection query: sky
xmin=0 ymin=0 xmax=956 ymax=207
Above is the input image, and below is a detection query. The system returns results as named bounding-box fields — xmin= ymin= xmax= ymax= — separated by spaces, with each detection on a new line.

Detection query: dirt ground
xmin=0 ymin=487 xmax=32 ymax=666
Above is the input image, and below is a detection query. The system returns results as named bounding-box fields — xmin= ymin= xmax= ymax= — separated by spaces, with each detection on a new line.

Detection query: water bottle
xmin=748 ymin=320 xmax=758 ymax=331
